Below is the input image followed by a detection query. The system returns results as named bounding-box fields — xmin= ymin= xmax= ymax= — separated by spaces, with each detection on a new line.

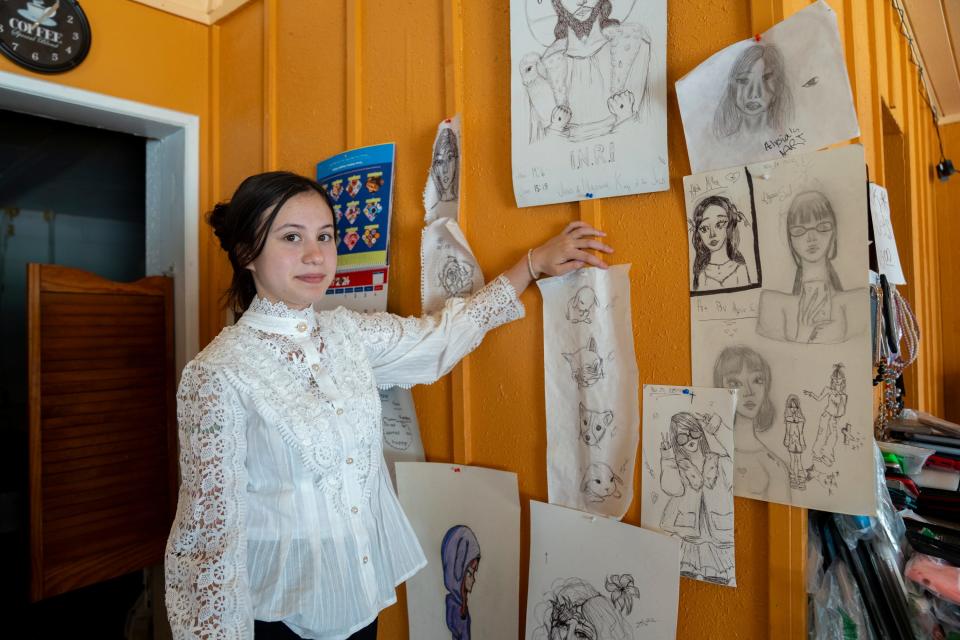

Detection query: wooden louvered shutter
xmin=28 ymin=263 xmax=177 ymax=601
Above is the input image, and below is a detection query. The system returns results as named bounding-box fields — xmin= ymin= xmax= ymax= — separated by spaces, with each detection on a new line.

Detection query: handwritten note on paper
xmin=379 ymin=387 xmax=425 ymax=487
xmin=869 ymin=183 xmax=906 ymax=285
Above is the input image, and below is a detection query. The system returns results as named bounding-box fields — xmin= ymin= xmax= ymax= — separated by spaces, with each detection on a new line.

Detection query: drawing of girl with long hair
xmin=430 ymin=128 xmax=459 ymax=207
xmin=757 ymin=191 xmax=867 ymax=344
xmin=783 ymin=395 xmax=806 ymax=490
xmin=714 ymin=345 xmax=791 ymax=504
xmin=658 ymin=411 xmax=734 ymax=584
xmin=536 ymin=575 xmax=641 ymax=640
xmin=713 ymin=43 xmax=793 ymax=140
xmin=690 ymin=195 xmax=751 ymax=292
xmin=442 ymin=525 xmax=480 ymax=640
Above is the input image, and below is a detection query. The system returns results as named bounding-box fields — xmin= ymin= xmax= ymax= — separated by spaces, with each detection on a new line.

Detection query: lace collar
xmin=239 ymin=295 xmax=320 ymax=335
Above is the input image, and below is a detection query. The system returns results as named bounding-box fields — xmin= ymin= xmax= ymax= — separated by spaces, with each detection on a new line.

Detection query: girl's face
xmin=246 ymin=191 xmax=337 ymax=309
xmin=735 ymin=57 xmax=773 ymax=117
xmin=723 ymin=363 xmax=767 ymax=421
xmin=433 ymin=150 xmax=457 ymax=191
xmin=789 ymin=214 xmax=834 ymax=264
xmin=555 ymin=618 xmax=596 ymax=640
xmin=676 ymin=425 xmax=704 ymax=454
xmin=697 ymin=206 xmax=729 ymax=252
xmin=463 ymin=559 xmax=479 ymax=594
xmin=559 ymin=0 xmax=600 ymax=20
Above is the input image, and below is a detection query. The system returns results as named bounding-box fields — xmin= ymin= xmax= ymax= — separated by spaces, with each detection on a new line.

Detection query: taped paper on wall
xmin=397 ymin=463 xmax=521 ymax=640
xmin=677 ymin=1 xmax=859 ymax=173
xmin=510 ymin=0 xmax=668 ymax=206
xmin=538 ymin=264 xmax=639 ymax=519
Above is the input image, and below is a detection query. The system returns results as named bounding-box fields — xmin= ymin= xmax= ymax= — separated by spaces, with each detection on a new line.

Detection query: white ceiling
xmin=903 ymin=0 xmax=960 ymax=124
xmin=128 ymin=0 xmax=252 ymax=25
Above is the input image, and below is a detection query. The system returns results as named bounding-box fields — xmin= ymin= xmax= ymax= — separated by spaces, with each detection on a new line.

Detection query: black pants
xmin=254 ymin=618 xmax=378 ymax=639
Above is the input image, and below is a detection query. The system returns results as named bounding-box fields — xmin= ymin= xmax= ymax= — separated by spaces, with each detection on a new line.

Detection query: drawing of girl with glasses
xmin=757 ymin=191 xmax=866 ymax=344
xmin=658 ymin=411 xmax=734 ymax=584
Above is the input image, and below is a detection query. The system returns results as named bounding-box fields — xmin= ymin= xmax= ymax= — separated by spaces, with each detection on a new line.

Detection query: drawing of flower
xmin=605 ymin=574 xmax=641 ymax=616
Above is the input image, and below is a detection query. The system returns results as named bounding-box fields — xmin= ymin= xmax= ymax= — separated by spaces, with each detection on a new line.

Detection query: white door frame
xmin=0 ymin=70 xmax=200 ymax=370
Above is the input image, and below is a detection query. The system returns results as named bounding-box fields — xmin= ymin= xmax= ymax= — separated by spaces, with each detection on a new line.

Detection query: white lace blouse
xmin=164 ymin=276 xmax=524 ymax=640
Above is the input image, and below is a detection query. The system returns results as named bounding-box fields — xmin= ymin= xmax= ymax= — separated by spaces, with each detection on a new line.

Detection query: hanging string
xmin=890 ymin=0 xmax=947 ymax=162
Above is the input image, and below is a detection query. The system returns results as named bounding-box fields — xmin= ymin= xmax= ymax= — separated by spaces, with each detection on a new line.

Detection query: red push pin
xmin=754 ymin=33 xmax=762 ymax=42
xmin=453 ymin=466 xmax=461 ymax=473
xmin=444 ymin=118 xmax=452 ymax=123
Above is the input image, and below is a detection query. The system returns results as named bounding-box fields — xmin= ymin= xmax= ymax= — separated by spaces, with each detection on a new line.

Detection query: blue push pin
xmin=585 ymin=192 xmax=594 ymax=199
xmin=682 ymin=388 xmax=690 ymax=395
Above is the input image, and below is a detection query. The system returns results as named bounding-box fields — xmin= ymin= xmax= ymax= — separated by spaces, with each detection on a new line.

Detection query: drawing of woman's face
xmin=677 ymin=425 xmax=704 ymax=453
xmin=734 ymin=57 xmax=773 ymax=118
xmin=558 ymin=0 xmax=600 ymax=21
xmin=463 ymin=558 xmax=479 ymax=594
xmin=789 ymin=216 xmax=834 ymax=264
xmin=554 ymin=617 xmax=596 ymax=640
xmin=435 ymin=152 xmax=456 ymax=191
xmin=697 ymin=205 xmax=729 ymax=252
xmin=723 ymin=364 xmax=767 ymax=421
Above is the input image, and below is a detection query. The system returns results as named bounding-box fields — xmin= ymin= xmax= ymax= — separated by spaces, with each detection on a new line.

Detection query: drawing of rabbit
xmin=581 ymin=462 xmax=623 ymax=503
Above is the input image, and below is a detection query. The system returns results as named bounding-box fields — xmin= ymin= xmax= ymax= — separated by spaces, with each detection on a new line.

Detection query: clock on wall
xmin=0 ymin=1 xmax=91 ymax=74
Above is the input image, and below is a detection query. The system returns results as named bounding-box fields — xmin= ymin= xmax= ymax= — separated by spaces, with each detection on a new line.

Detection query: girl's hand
xmin=530 ymin=221 xmax=613 ymax=277
xmin=660 ymin=433 xmax=674 ymax=456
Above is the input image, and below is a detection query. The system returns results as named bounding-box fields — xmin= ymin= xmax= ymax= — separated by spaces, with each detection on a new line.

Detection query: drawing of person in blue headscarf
xmin=441 ymin=524 xmax=481 ymax=640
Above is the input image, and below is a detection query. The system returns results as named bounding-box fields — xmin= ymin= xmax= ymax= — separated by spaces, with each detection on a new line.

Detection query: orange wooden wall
xmin=936 ymin=123 xmax=960 ymax=424
xmin=1 ymin=0 xmax=947 ymax=637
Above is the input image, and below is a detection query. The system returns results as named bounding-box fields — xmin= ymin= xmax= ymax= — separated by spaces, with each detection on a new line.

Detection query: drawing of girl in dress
xmin=713 ymin=43 xmax=793 ymax=141
xmin=714 ymin=345 xmax=792 ymax=505
xmin=783 ymin=395 xmax=806 ymax=490
xmin=658 ymin=411 xmax=734 ymax=584
xmin=805 ymin=364 xmax=847 ymax=468
xmin=690 ymin=195 xmax=751 ymax=292
xmin=757 ymin=191 xmax=867 ymax=344
xmin=536 ymin=575 xmax=641 ymax=640
xmin=441 ymin=525 xmax=480 ymax=640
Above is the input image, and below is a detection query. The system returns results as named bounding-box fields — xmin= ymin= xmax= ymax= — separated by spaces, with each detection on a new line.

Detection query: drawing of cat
xmin=562 ymin=337 xmax=604 ymax=388
xmin=579 ymin=402 xmax=614 ymax=447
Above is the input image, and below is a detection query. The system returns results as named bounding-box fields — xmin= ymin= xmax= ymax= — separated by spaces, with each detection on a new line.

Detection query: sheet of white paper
xmin=538 ymin=265 xmax=639 ymax=519
xmin=397 ymin=463 xmax=520 ymax=640
xmin=424 ymin=115 xmax=462 ymax=224
xmin=526 ymin=500 xmax=680 ymax=640
xmin=421 ymin=217 xmax=485 ymax=314
xmin=509 ymin=0 xmax=668 ymax=207
xmin=686 ymin=144 xmax=875 ymax=516
xmin=640 ymin=384 xmax=738 ymax=587
xmin=379 ymin=387 xmax=425 ymax=488
xmin=676 ymin=1 xmax=859 ymax=174
xmin=869 ymin=183 xmax=906 ymax=285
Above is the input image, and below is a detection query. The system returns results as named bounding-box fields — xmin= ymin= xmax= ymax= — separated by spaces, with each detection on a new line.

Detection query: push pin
xmin=754 ymin=33 xmax=762 ymax=42
xmin=585 ymin=192 xmax=594 ymax=199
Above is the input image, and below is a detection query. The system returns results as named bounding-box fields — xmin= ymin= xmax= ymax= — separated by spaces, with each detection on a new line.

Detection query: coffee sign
xmin=0 ymin=0 xmax=91 ymax=74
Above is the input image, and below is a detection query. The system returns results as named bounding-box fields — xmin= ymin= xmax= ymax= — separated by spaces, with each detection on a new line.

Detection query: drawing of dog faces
xmin=565 ymin=286 xmax=599 ymax=324
xmin=579 ymin=403 xmax=613 ymax=447
xmin=562 ymin=337 xmax=604 ymax=388
xmin=581 ymin=462 xmax=623 ymax=503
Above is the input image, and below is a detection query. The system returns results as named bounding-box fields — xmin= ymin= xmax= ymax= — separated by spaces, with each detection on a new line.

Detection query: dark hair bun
xmin=207 ymin=202 xmax=232 ymax=253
